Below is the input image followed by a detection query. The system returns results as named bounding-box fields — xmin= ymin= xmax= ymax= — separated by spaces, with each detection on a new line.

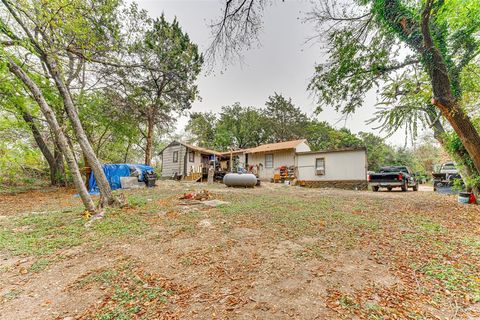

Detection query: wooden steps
xmin=184 ymin=172 xmax=202 ymax=182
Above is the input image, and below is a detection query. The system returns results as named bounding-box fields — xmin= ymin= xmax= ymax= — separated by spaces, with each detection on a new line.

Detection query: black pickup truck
xmin=368 ymin=166 xmax=419 ymax=192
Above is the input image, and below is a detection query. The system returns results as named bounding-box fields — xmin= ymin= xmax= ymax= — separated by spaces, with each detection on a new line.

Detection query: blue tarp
xmin=88 ymin=164 xmax=154 ymax=194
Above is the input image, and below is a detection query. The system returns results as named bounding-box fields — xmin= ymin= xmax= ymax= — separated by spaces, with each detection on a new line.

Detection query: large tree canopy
xmin=307 ymin=0 xmax=480 ymax=188
xmin=263 ymin=93 xmax=309 ymax=142
xmin=186 ymin=94 xmax=310 ymax=150
xmin=106 ymin=9 xmax=203 ymax=165
xmin=215 ymin=103 xmax=269 ymax=150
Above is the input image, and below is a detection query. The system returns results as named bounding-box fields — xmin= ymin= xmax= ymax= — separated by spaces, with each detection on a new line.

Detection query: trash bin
xmin=458 ymin=192 xmax=475 ymax=204
xmin=144 ymin=172 xmax=157 ymax=188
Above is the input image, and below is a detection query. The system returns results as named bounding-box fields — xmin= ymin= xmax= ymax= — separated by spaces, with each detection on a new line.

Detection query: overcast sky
xmin=136 ymin=0 xmax=412 ymax=146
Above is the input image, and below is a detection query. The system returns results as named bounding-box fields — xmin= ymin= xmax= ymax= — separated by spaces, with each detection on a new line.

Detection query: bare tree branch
xmin=206 ymin=0 xmax=273 ymax=66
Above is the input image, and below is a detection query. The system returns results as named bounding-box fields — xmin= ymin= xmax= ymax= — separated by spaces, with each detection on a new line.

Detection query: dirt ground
xmin=0 ymin=181 xmax=479 ymax=319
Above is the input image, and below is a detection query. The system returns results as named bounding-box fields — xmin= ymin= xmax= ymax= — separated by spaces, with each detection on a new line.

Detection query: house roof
xmin=245 ymin=139 xmax=308 ymax=154
xmin=182 ymin=142 xmax=223 ymax=156
xmin=218 ymin=149 xmax=249 ymax=156
xmin=159 ymin=141 xmax=222 ymax=156
xmin=160 ymin=139 xmax=362 ymax=157
xmin=296 ymin=147 xmax=367 ymax=155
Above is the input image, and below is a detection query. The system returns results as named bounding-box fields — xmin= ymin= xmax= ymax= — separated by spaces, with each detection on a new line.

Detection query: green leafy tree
xmin=357 ymin=132 xmax=396 ymax=171
xmin=108 ymin=10 xmax=203 ymax=165
xmin=263 ymin=93 xmax=308 ymax=142
xmin=77 ymin=91 xmax=144 ymax=163
xmin=0 ymin=108 xmax=44 ymax=185
xmin=185 ymin=106 xmax=269 ymax=151
xmin=0 ymin=0 xmax=124 ymax=208
xmin=5 ymin=58 xmax=97 ymax=212
xmin=215 ymin=103 xmax=269 ymax=150
xmin=0 ymin=69 xmax=66 ymax=185
xmin=411 ymin=134 xmax=442 ymax=177
xmin=304 ymin=121 xmax=337 ymax=151
xmin=185 ymin=112 xmax=218 ymax=149
xmin=391 ymin=148 xmax=416 ymax=169
xmin=306 ymin=0 xmax=480 ymax=187
xmin=305 ymin=121 xmax=362 ymax=151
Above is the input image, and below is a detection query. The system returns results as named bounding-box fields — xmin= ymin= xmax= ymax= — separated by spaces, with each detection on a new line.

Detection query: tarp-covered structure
xmin=88 ymin=164 xmax=154 ymax=194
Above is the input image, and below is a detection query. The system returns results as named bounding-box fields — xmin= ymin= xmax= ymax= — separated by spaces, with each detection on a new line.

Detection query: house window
xmin=189 ymin=151 xmax=195 ymax=162
xmin=315 ymin=158 xmax=325 ymax=175
xmin=265 ymin=154 xmax=274 ymax=168
xmin=173 ymin=151 xmax=178 ymax=163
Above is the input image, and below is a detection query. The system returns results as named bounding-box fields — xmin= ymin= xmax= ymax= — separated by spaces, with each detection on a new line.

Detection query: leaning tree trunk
xmin=20 ymin=109 xmax=66 ymax=186
xmin=53 ymin=143 xmax=66 ymax=186
xmin=7 ymin=58 xmax=97 ymax=213
xmin=433 ymin=101 xmax=480 ymax=173
xmin=420 ymin=3 xmax=480 ymax=178
xmin=144 ymin=113 xmax=155 ymax=166
xmin=43 ymin=57 xmax=120 ymax=208
xmin=433 ymin=103 xmax=480 ymax=202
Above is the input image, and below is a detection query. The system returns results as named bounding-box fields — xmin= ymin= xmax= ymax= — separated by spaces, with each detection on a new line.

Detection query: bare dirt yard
xmin=1 ymin=181 xmax=479 ymax=319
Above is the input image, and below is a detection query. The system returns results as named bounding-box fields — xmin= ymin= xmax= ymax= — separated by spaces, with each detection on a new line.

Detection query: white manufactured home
xmin=295 ymin=148 xmax=368 ymax=189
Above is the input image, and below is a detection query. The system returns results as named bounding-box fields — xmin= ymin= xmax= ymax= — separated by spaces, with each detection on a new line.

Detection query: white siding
xmin=185 ymin=150 xmax=202 ymax=175
xmin=248 ymin=150 xmax=296 ymax=180
xmin=295 ymin=141 xmax=311 ymax=153
xmin=296 ymin=150 xmax=367 ymax=181
xmin=161 ymin=144 xmax=186 ymax=178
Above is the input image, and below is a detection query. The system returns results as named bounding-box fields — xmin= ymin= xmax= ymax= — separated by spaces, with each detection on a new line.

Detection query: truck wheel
xmin=412 ymin=183 xmax=418 ymax=191
xmin=387 ymin=187 xmax=392 ymax=192
xmin=372 ymin=186 xmax=379 ymax=192
xmin=401 ymin=184 xmax=407 ymax=192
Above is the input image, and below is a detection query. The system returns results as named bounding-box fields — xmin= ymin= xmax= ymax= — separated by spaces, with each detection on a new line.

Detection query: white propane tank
xmin=223 ymin=173 xmax=257 ymax=187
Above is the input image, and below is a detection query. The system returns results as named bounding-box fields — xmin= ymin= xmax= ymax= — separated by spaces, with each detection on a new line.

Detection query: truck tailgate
xmin=370 ymin=173 xmax=402 ymax=182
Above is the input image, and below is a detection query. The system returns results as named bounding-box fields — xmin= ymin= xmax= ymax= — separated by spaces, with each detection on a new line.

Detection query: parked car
xmin=368 ymin=166 xmax=419 ymax=192
xmin=432 ymin=161 xmax=463 ymax=191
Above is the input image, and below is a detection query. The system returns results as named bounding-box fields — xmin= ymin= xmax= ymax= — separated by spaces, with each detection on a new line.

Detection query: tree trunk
xmin=53 ymin=143 xmax=66 ymax=186
xmin=19 ymin=109 xmax=66 ymax=186
xmin=144 ymin=113 xmax=155 ymax=166
xmin=124 ymin=139 xmax=131 ymax=163
xmin=49 ymin=152 xmax=65 ymax=186
xmin=7 ymin=58 xmax=97 ymax=213
xmin=43 ymin=57 xmax=120 ymax=207
xmin=434 ymin=101 xmax=480 ymax=172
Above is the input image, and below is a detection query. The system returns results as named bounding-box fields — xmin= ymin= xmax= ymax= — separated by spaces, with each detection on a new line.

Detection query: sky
xmin=136 ymin=0 xmax=412 ymax=146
